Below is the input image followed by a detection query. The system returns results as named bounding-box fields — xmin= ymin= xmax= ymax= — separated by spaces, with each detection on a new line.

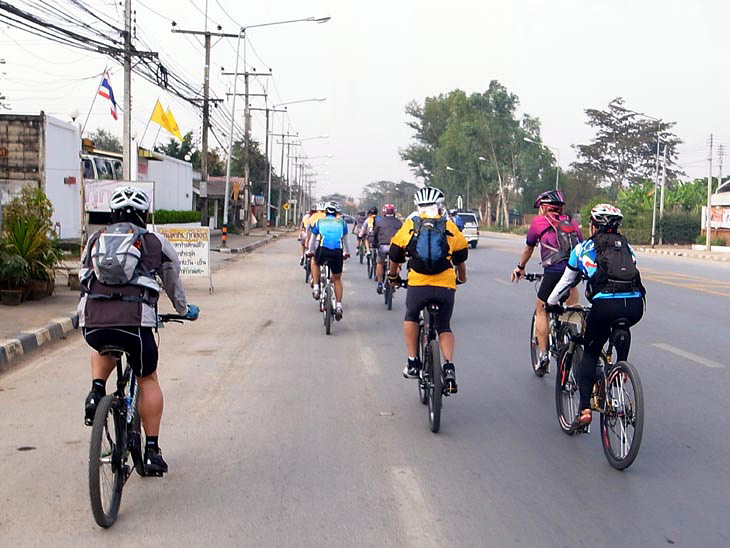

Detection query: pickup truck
xmin=456 ymin=212 xmax=480 ymax=248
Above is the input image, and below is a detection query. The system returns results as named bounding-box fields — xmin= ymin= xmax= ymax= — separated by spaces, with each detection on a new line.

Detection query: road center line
xmin=390 ymin=466 xmax=443 ymax=548
xmin=652 ymin=343 xmax=726 ymax=369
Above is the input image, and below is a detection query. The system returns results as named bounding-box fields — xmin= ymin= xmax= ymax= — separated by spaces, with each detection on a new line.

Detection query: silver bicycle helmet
xmin=590 ymin=203 xmax=623 ymax=228
xmin=110 ymin=186 xmax=150 ymax=212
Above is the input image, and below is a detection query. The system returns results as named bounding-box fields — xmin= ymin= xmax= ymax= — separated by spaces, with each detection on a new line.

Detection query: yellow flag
xmin=150 ymin=99 xmax=172 ymax=133
xmin=165 ymin=107 xmax=183 ymax=141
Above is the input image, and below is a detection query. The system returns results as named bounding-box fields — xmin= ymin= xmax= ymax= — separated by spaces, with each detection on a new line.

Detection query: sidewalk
xmin=0 ymin=228 xmax=293 ymax=370
xmin=633 ymin=244 xmax=730 ymax=263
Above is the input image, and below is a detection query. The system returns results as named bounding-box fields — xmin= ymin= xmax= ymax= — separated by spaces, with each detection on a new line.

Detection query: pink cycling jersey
xmin=525 ymin=213 xmax=582 ymax=272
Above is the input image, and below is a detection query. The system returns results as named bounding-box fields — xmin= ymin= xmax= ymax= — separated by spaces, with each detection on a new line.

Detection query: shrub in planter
xmin=0 ymin=254 xmax=30 ymax=305
xmin=154 ymin=210 xmax=201 ymax=224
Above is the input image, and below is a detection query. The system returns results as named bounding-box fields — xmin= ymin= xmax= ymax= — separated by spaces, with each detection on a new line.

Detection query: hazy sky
xmin=2 ymin=0 xmax=728 ymax=199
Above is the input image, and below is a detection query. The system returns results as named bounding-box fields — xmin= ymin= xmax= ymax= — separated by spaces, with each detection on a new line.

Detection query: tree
xmin=572 ymin=97 xmax=683 ymax=197
xmin=360 ymin=180 xmax=419 ymax=214
xmin=155 ymin=131 xmax=225 ymax=176
xmin=88 ymin=128 xmax=122 ymax=152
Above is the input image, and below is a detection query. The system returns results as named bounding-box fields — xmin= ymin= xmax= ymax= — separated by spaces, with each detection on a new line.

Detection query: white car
xmin=456 ymin=212 xmax=480 ymax=248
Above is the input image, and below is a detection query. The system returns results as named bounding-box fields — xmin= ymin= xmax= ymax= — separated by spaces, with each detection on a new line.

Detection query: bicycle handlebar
xmin=157 ymin=313 xmax=194 ymax=322
xmin=525 ymin=273 xmax=543 ymax=282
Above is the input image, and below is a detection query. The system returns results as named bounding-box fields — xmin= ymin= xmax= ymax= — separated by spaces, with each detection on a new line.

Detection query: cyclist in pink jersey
xmin=511 ymin=189 xmax=582 ymax=374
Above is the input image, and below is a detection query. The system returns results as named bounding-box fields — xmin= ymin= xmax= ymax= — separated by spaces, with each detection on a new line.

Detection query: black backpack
xmin=539 ymin=215 xmax=580 ymax=267
xmin=406 ymin=217 xmax=452 ymax=275
xmin=586 ymin=231 xmax=645 ymax=301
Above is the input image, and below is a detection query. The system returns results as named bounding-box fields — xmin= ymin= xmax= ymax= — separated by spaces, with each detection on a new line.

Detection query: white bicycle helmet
xmin=110 ymin=186 xmax=150 ymax=212
xmin=325 ymin=201 xmax=339 ymax=215
xmin=590 ymin=203 xmax=623 ymax=228
xmin=316 ymin=201 xmax=326 ymax=212
xmin=414 ymin=186 xmax=445 ymax=206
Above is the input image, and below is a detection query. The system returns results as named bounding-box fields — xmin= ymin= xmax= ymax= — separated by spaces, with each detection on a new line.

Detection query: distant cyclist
xmin=308 ymin=201 xmax=351 ymax=320
xmin=299 ymin=204 xmax=317 ymax=265
xmin=371 ymin=203 xmax=403 ymax=294
xmin=547 ymin=204 xmax=645 ymax=428
xmin=78 ymin=186 xmax=199 ymax=475
xmin=511 ymin=189 xmax=582 ymax=374
xmin=449 ymin=209 xmax=465 ymax=232
xmin=358 ymin=206 xmax=380 ymax=254
xmin=354 ymin=211 xmax=367 ymax=241
xmin=388 ymin=187 xmax=468 ymax=393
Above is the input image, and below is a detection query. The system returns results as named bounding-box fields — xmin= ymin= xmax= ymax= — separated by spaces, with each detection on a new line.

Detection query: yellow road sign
xmin=282 ymin=202 xmax=290 ymax=211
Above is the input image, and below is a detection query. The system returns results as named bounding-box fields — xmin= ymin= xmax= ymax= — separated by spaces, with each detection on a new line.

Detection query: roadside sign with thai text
xmin=155 ymin=226 xmax=210 ymax=279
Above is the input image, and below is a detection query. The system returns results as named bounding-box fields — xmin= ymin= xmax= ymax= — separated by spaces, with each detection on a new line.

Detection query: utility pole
xmin=250 ymin=106 xmax=286 ymax=227
xmin=706 ymin=134 xmax=713 ymax=251
xmin=272 ymin=131 xmax=298 ymax=226
xmin=659 ymin=146 xmax=668 ymax=244
xmin=122 ymin=0 xmax=132 ymax=180
xmin=171 ymin=27 xmax=239 ymax=234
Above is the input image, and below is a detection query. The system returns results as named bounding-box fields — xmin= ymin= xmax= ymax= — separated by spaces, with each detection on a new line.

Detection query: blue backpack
xmin=406 ymin=217 xmax=451 ymax=275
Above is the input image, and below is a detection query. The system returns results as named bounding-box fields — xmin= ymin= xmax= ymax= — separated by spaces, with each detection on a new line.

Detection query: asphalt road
xmin=1 ymin=232 xmax=728 ymax=547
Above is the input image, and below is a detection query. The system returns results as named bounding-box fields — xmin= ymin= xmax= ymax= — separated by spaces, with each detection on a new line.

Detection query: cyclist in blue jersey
xmin=308 ymin=201 xmax=351 ymax=320
xmin=547 ymin=204 xmax=645 ymax=428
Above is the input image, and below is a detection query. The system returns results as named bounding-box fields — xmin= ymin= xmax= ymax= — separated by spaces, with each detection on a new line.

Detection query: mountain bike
xmin=383 ymin=254 xmax=396 ymax=310
xmin=415 ymin=296 xmax=444 ymax=433
xmin=319 ymin=264 xmax=336 ymax=335
xmin=525 ymin=273 xmax=576 ymax=377
xmin=554 ymin=305 xmax=644 ymax=470
xmin=88 ymin=313 xmax=194 ymax=528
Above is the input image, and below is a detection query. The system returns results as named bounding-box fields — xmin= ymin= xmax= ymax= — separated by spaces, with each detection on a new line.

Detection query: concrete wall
xmin=146 ymin=154 xmax=193 ymax=211
xmin=44 ymin=116 xmax=81 ymax=239
xmin=0 ymin=113 xmax=43 ymax=206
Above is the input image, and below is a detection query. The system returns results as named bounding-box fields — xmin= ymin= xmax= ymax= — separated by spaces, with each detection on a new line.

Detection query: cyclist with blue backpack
xmin=511 ymin=189 xmax=582 ymax=375
xmin=388 ymin=187 xmax=468 ymax=394
xmin=546 ymin=204 xmax=645 ymax=428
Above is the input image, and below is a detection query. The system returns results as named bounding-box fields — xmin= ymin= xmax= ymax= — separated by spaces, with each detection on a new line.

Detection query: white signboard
xmin=85 ymin=180 xmax=155 ymax=212
xmin=155 ymin=226 xmax=213 ymax=293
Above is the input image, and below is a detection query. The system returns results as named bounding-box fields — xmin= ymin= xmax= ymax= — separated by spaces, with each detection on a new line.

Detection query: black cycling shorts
xmin=314 ymin=246 xmax=344 ymax=274
xmin=83 ymin=327 xmax=159 ymax=378
xmin=404 ymin=285 xmax=456 ymax=333
xmin=537 ymin=270 xmax=565 ymax=302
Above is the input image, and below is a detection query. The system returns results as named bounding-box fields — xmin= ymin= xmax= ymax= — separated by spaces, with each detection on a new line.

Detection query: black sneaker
xmin=403 ymin=357 xmax=422 ymax=379
xmin=376 ymin=282 xmax=383 ymax=294
xmin=299 ymin=256 xmax=305 ymax=266
xmin=442 ymin=363 xmax=458 ymax=395
xmin=144 ymin=446 xmax=168 ymax=475
xmin=84 ymin=390 xmax=102 ymax=426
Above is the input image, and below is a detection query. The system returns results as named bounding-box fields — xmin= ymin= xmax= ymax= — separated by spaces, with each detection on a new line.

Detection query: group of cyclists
xmin=78 ymin=182 xmax=645 ymax=480
xmin=300 ymin=186 xmax=646 ymax=430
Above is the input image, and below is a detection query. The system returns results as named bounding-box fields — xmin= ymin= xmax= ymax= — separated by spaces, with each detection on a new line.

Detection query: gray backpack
xmin=90 ymin=223 xmax=150 ymax=285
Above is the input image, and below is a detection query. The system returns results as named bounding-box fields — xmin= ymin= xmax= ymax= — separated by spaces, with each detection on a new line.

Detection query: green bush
xmin=154 ymin=210 xmax=201 ymax=224
xmin=657 ymin=212 xmax=700 ymax=244
xmin=621 ymin=227 xmax=652 ymax=245
xmin=712 ymin=236 xmax=727 ymax=247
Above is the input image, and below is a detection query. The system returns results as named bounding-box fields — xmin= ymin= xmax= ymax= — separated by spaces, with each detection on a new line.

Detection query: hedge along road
xmin=0 ymin=233 xmax=728 ymax=547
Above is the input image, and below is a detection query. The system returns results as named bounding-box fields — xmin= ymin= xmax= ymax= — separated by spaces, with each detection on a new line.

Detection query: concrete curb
xmin=635 ymin=247 xmax=730 ymax=262
xmin=0 ymin=313 xmax=79 ymax=371
xmin=212 ymin=234 xmax=277 ymax=254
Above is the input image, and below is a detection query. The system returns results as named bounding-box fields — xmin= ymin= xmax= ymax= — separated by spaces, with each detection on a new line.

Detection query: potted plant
xmin=0 ymin=254 xmax=30 ymax=305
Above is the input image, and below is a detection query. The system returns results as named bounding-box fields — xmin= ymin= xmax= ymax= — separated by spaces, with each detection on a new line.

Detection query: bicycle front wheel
xmin=89 ymin=395 xmax=125 ymax=528
xmin=600 ymin=361 xmax=644 ymax=470
xmin=555 ymin=346 xmax=581 ymax=435
xmin=427 ymin=340 xmax=442 ymax=433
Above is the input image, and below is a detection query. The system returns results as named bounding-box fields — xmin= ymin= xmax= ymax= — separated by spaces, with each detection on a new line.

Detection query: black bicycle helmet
xmin=533 ymin=189 xmax=565 ymax=209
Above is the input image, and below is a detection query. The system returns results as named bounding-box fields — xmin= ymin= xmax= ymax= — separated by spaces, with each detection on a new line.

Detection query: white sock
xmin=313 ymin=284 xmax=320 ymax=290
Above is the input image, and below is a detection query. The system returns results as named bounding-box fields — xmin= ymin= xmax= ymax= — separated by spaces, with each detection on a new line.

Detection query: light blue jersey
xmin=568 ymin=238 xmax=643 ymax=300
xmin=312 ymin=215 xmax=348 ymax=250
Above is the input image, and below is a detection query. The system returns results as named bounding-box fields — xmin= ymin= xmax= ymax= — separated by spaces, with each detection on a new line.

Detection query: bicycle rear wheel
xmin=304 ymin=259 xmax=311 ymax=284
xmin=89 ymin=395 xmax=125 ymax=528
xmin=324 ymin=284 xmax=333 ymax=335
xmin=367 ymin=255 xmax=374 ymax=279
xmin=600 ymin=361 xmax=644 ymax=470
xmin=427 ymin=340 xmax=442 ymax=433
xmin=417 ymin=322 xmax=428 ymax=405
xmin=385 ymin=282 xmax=393 ymax=310
xmin=555 ymin=346 xmax=581 ymax=435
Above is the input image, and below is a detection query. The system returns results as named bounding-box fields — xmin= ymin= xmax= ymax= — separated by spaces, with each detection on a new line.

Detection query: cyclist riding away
xmin=299 ymin=204 xmax=317 ymax=265
xmin=79 ymin=186 xmax=199 ymax=475
xmin=308 ymin=201 xmax=351 ymax=320
xmin=547 ymin=204 xmax=645 ymax=428
xmin=388 ymin=187 xmax=468 ymax=394
xmin=511 ymin=189 xmax=582 ymax=374
xmin=449 ymin=209 xmax=465 ymax=232
xmin=372 ymin=203 xmax=403 ymax=294
xmin=358 ymin=206 xmax=380 ymax=254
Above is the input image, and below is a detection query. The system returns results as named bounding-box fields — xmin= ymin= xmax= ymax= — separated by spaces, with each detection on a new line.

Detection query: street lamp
xmin=523 ymin=137 xmax=560 ymax=190
xmin=446 ymin=165 xmax=469 ymax=209
xmin=223 ymin=15 xmax=330 ymax=243
xmin=273 ymin=97 xmax=327 ymax=108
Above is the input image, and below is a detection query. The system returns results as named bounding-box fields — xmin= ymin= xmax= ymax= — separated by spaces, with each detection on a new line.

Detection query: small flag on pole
xmin=97 ymin=70 xmax=118 ymax=120
xmin=165 ymin=107 xmax=183 ymax=140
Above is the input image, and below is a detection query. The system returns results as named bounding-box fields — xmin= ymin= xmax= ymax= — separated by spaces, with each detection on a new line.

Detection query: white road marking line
xmin=652 ymin=343 xmax=726 ymax=369
xmin=360 ymin=345 xmax=380 ymax=376
xmin=390 ymin=466 xmax=443 ymax=548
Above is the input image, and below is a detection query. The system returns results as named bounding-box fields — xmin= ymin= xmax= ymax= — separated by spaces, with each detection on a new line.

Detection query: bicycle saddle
xmin=611 ymin=318 xmax=630 ymax=330
xmin=97 ymin=345 xmax=125 ymax=357
xmin=426 ymin=302 xmax=440 ymax=314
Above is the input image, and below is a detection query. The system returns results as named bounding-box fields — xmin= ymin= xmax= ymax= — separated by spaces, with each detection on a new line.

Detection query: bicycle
xmin=382 ymin=254 xmax=396 ymax=310
xmin=554 ymin=306 xmax=644 ymax=470
xmin=319 ymin=263 xmax=336 ymax=335
xmin=413 ymin=291 xmax=444 ymax=433
xmin=88 ymin=313 xmax=193 ymax=528
xmin=525 ymin=273 xmax=577 ymax=377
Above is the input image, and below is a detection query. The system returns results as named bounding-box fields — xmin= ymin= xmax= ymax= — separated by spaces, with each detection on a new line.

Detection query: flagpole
xmin=81 ymin=66 xmax=107 ymax=136
xmin=139 ymin=98 xmax=157 ymax=147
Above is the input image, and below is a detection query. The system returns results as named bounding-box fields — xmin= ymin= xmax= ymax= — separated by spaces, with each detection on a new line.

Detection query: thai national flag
xmin=98 ymin=70 xmax=118 ymax=120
